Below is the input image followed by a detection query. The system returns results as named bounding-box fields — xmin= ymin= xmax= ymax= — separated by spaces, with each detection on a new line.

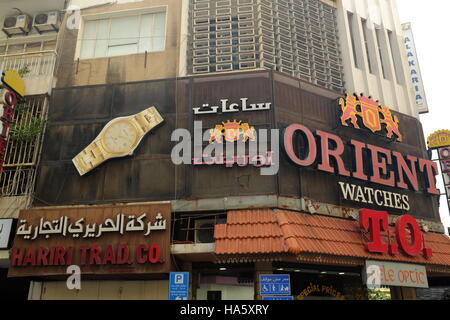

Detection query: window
xmin=0 ymin=96 xmax=47 ymax=197
xmin=361 ymin=19 xmax=373 ymax=74
xmin=347 ymin=12 xmax=359 ymax=68
xmin=80 ymin=11 xmax=166 ymax=59
xmin=387 ymin=30 xmax=404 ymax=85
xmin=375 ymin=28 xmax=389 ymax=80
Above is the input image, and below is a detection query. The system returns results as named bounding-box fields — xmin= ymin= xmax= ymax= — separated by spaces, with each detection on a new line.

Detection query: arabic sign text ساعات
xmin=193 ymin=97 xmax=271 ymax=115
xmin=8 ymin=203 xmax=172 ymax=277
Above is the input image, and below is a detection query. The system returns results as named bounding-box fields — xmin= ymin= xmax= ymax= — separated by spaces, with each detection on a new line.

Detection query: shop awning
xmin=214 ymin=209 xmax=450 ymax=268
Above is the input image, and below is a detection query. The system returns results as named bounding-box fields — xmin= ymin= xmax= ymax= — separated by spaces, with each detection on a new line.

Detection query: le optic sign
xmin=359 ymin=209 xmax=432 ymax=259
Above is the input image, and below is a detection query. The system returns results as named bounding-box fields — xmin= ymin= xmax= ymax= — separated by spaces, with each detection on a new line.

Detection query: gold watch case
xmin=72 ymin=106 xmax=164 ymax=176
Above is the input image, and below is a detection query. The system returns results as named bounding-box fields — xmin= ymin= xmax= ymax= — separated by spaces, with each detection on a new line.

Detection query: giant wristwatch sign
xmin=8 ymin=203 xmax=172 ymax=277
xmin=72 ymin=107 xmax=164 ymax=176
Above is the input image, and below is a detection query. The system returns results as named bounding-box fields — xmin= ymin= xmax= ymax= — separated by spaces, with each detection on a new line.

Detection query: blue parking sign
xmin=259 ymin=274 xmax=291 ymax=296
xmin=169 ymin=272 xmax=189 ymax=300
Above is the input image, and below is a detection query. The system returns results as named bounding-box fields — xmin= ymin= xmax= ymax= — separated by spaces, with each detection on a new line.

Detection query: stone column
xmin=390 ymin=287 xmax=417 ymax=300
xmin=254 ymin=261 xmax=273 ymax=300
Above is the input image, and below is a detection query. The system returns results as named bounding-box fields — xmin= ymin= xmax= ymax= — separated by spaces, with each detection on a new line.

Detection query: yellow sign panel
xmin=427 ymin=130 xmax=450 ymax=149
xmin=1 ymin=70 xmax=25 ymax=98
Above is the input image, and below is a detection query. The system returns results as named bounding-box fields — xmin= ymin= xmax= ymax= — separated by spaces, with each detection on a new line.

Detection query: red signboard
xmin=283 ymin=124 xmax=439 ymax=195
xmin=359 ymin=209 xmax=432 ymax=259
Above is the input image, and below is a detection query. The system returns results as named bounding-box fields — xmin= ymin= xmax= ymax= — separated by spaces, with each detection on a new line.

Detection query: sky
xmin=397 ymin=0 xmax=450 ymax=232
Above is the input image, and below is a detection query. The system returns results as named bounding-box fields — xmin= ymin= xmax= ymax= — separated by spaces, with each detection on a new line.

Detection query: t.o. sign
xmin=359 ymin=209 xmax=432 ymax=259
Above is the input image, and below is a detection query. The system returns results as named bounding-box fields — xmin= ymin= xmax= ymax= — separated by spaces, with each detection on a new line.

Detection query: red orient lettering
xmin=440 ymin=147 xmax=450 ymax=160
xmin=350 ymin=140 xmax=368 ymax=180
xmin=393 ymin=152 xmax=419 ymax=191
xmin=0 ymin=122 xmax=10 ymax=138
xmin=395 ymin=215 xmax=422 ymax=256
xmin=2 ymin=105 xmax=14 ymax=123
xmin=316 ymin=130 xmax=350 ymax=176
xmin=283 ymin=124 xmax=317 ymax=166
xmin=10 ymin=248 xmax=25 ymax=266
xmin=367 ymin=145 xmax=395 ymax=187
xmin=2 ymin=90 xmax=17 ymax=107
xmin=359 ymin=209 xmax=389 ymax=253
xmin=442 ymin=160 xmax=450 ymax=173
xmin=419 ymin=159 xmax=440 ymax=195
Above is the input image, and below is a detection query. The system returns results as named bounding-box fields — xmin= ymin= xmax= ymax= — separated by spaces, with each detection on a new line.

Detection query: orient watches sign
xmin=8 ymin=202 xmax=172 ymax=277
xmin=359 ymin=209 xmax=432 ymax=259
xmin=72 ymin=106 xmax=164 ymax=176
xmin=283 ymin=124 xmax=440 ymax=196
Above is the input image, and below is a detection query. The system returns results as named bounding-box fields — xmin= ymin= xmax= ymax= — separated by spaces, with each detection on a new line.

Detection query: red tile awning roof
xmin=214 ymin=209 xmax=450 ymax=268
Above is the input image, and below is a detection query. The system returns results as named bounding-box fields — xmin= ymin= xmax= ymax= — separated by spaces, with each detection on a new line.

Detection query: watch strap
xmin=72 ymin=140 xmax=106 ymax=176
xmin=133 ymin=106 xmax=164 ymax=133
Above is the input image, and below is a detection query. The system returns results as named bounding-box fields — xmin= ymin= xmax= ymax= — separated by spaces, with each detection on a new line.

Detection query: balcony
xmin=0 ymin=50 xmax=57 ymax=95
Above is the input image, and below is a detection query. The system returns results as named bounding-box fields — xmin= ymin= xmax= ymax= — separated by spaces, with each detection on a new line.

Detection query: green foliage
xmin=10 ymin=116 xmax=46 ymax=142
xmin=17 ymin=65 xmax=31 ymax=77
xmin=368 ymin=288 xmax=391 ymax=300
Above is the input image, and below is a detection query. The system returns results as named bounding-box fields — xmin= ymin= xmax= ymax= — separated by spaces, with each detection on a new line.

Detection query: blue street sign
xmin=259 ymin=274 xmax=291 ymax=296
xmin=169 ymin=272 xmax=189 ymax=300
xmin=262 ymin=296 xmax=294 ymax=300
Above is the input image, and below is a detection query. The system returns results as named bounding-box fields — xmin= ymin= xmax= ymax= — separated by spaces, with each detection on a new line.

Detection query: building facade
xmin=0 ymin=0 xmax=68 ymax=299
xmin=2 ymin=0 xmax=449 ymax=300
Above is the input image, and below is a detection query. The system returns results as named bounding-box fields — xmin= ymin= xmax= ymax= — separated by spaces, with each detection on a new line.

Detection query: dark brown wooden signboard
xmin=8 ymin=202 xmax=172 ymax=278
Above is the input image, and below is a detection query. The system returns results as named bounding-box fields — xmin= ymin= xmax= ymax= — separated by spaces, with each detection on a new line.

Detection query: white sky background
xmin=397 ymin=0 xmax=450 ymax=233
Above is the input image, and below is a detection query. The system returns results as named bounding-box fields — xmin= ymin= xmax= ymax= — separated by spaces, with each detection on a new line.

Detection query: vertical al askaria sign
xmin=0 ymin=70 xmax=25 ymax=172
xmin=402 ymin=22 xmax=429 ymax=114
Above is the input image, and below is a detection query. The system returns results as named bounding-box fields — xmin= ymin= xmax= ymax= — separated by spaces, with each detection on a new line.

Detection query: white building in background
xmin=184 ymin=0 xmax=423 ymax=118
xmin=337 ymin=0 xmax=423 ymax=117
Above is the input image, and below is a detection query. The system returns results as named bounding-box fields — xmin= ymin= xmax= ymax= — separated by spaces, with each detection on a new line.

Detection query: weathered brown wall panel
xmin=35 ymin=71 xmax=440 ymax=221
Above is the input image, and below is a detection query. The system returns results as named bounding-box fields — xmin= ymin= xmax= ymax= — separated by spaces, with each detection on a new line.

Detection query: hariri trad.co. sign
xmin=8 ymin=203 xmax=172 ymax=277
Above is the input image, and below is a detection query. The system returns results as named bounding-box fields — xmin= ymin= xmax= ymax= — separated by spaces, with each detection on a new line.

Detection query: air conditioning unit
xmin=194 ymin=218 xmax=225 ymax=244
xmin=33 ymin=11 xmax=60 ymax=34
xmin=2 ymin=14 xmax=32 ymax=37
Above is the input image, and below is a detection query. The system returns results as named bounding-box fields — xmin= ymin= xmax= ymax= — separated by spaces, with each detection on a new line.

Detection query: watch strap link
xmin=133 ymin=107 xmax=164 ymax=133
xmin=72 ymin=140 xmax=106 ymax=176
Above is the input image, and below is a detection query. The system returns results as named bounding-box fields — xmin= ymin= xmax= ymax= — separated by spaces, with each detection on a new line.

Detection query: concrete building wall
xmin=337 ymin=0 xmax=417 ymax=117
xmin=37 ymin=280 xmax=169 ymax=300
xmin=55 ymin=0 xmax=182 ymax=87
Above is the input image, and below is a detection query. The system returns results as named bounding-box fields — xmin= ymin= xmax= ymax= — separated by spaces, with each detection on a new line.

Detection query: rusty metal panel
xmin=34 ymin=71 xmax=440 ymax=222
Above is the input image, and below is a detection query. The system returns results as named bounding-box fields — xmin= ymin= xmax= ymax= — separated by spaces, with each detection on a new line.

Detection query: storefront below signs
xmin=8 ymin=202 xmax=174 ymax=300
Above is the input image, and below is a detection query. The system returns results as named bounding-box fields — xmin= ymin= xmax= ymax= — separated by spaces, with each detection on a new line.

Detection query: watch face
xmin=102 ymin=120 xmax=139 ymax=154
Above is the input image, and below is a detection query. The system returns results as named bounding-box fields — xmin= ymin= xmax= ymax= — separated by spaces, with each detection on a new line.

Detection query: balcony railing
xmin=0 ymin=51 xmax=57 ymax=77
